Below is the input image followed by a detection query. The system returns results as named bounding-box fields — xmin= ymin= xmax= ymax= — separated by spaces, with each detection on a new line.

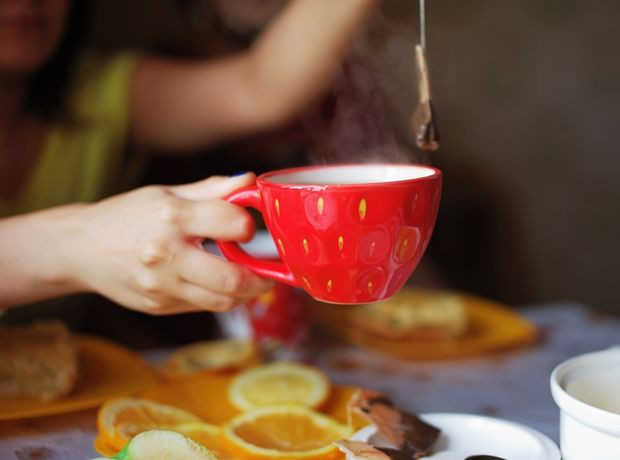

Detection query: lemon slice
xmin=113 ymin=429 xmax=218 ymax=460
xmin=162 ymin=339 xmax=257 ymax=378
xmin=223 ymin=404 xmax=352 ymax=459
xmin=97 ymin=397 xmax=203 ymax=450
xmin=228 ymin=362 xmax=330 ymax=410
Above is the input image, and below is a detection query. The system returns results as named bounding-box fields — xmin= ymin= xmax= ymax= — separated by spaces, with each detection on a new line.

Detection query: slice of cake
xmin=0 ymin=320 xmax=79 ymax=401
xmin=349 ymin=288 xmax=468 ymax=341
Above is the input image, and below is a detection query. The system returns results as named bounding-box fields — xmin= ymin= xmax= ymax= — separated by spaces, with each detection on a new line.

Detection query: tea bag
xmin=411 ymin=0 xmax=440 ymax=151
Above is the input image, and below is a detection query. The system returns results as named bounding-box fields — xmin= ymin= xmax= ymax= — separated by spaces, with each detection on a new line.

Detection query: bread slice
xmin=349 ymin=288 xmax=468 ymax=341
xmin=0 ymin=320 xmax=79 ymax=401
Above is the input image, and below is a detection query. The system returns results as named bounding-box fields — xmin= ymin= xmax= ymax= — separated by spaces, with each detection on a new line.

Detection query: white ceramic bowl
xmin=348 ymin=413 xmax=560 ymax=460
xmin=550 ymin=347 xmax=620 ymax=460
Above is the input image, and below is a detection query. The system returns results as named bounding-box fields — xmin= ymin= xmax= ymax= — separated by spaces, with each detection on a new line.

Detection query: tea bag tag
xmin=411 ymin=0 xmax=440 ymax=151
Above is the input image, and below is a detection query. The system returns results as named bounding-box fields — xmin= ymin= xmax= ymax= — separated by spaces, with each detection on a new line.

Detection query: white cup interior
xmin=551 ymin=348 xmax=620 ymax=434
xmin=563 ymin=361 xmax=620 ymax=415
xmin=551 ymin=348 xmax=620 ymax=460
xmin=264 ymin=164 xmax=436 ymax=185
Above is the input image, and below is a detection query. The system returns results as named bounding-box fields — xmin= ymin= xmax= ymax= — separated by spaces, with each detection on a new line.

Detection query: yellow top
xmin=0 ymin=52 xmax=139 ymax=218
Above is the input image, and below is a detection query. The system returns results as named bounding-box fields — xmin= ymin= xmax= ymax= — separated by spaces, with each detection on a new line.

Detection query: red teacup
xmin=216 ymin=163 xmax=442 ymax=304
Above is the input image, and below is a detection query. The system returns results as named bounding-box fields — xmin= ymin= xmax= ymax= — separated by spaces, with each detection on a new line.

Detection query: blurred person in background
xmin=157 ymin=0 xmax=417 ymax=177
xmin=0 ymin=0 xmax=378 ymax=328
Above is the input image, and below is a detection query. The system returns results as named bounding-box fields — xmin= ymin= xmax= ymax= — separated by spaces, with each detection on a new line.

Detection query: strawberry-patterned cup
xmin=210 ymin=233 xmax=311 ymax=357
xmin=216 ymin=163 xmax=442 ymax=304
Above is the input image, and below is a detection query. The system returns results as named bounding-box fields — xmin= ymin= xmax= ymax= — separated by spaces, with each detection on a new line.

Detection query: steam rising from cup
xmin=302 ymin=10 xmax=425 ymax=166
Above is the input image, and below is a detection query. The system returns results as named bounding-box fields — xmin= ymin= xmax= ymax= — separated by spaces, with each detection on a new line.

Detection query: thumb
xmin=170 ymin=172 xmax=256 ymax=201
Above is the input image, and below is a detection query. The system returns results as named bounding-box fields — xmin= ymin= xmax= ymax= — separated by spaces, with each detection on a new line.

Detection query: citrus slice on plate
xmin=168 ymin=422 xmax=223 ymax=452
xmin=107 ymin=429 xmax=218 ymax=460
xmin=223 ymin=404 xmax=352 ymax=459
xmin=228 ymin=362 xmax=330 ymax=410
xmin=97 ymin=397 xmax=204 ymax=450
xmin=162 ymin=339 xmax=257 ymax=378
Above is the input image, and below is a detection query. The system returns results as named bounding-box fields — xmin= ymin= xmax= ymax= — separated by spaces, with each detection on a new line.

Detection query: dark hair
xmin=23 ymin=1 xmax=90 ymax=120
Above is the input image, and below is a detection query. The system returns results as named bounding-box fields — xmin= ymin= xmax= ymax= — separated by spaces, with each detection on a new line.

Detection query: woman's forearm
xmin=247 ymin=0 xmax=379 ymax=125
xmin=129 ymin=0 xmax=379 ymax=149
xmin=0 ymin=205 xmax=86 ymax=308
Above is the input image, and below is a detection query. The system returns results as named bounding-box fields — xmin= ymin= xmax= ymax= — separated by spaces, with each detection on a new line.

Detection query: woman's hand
xmin=63 ymin=173 xmax=273 ymax=315
xmin=59 ymin=173 xmax=273 ymax=314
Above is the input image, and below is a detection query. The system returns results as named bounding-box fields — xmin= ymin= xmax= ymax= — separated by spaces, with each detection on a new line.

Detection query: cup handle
xmin=215 ymin=186 xmax=299 ymax=287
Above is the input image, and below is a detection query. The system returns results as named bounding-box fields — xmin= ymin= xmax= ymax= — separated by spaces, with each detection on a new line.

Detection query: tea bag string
xmin=417 ymin=0 xmax=430 ymax=105
xmin=416 ymin=0 xmax=429 ymax=104
xmin=419 ymin=0 xmax=426 ymax=51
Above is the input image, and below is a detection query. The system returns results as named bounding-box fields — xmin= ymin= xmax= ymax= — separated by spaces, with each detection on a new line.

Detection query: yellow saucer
xmin=316 ymin=289 xmax=539 ymax=360
xmin=0 ymin=336 xmax=158 ymax=421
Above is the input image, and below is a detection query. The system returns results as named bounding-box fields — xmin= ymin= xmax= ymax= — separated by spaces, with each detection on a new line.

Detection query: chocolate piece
xmin=335 ymin=440 xmax=412 ymax=460
xmin=351 ymin=390 xmax=440 ymax=458
xmin=376 ymin=446 xmax=415 ymax=460
xmin=465 ymin=457 xmax=508 ymax=460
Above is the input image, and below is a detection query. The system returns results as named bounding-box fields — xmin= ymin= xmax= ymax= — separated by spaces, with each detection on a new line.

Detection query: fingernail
xmin=231 ymin=171 xmax=249 ymax=177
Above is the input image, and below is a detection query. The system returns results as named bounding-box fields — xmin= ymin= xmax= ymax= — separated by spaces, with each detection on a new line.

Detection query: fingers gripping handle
xmin=216 ymin=186 xmax=298 ymax=286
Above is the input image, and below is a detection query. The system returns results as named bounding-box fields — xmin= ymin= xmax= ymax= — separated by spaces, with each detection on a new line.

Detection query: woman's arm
xmin=0 ymin=205 xmax=86 ymax=307
xmin=0 ymin=174 xmax=272 ymax=312
xmin=129 ymin=0 xmax=379 ymax=149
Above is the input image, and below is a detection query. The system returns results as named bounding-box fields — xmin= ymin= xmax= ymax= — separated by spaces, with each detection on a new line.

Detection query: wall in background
xmin=358 ymin=0 xmax=618 ymax=312
xmin=420 ymin=0 xmax=619 ymax=311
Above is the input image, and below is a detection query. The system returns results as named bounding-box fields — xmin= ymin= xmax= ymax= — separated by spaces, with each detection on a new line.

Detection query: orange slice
xmin=162 ymin=339 xmax=258 ymax=379
xmin=97 ymin=397 xmax=204 ymax=450
xmin=173 ymin=422 xmax=241 ymax=459
xmin=170 ymin=422 xmax=222 ymax=452
xmin=222 ymin=404 xmax=352 ymax=459
xmin=228 ymin=362 xmax=330 ymax=411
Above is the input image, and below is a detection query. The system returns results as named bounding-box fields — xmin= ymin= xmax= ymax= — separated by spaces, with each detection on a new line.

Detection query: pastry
xmin=349 ymin=288 xmax=468 ymax=341
xmin=0 ymin=320 xmax=79 ymax=400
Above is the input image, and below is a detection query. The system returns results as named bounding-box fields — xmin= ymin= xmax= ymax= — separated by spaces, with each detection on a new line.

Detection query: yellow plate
xmin=95 ymin=372 xmax=365 ymax=457
xmin=316 ymin=290 xmax=539 ymax=360
xmin=0 ymin=336 xmax=159 ymax=421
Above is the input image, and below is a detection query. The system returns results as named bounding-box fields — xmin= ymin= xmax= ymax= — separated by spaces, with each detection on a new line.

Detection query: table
xmin=1 ymin=303 xmax=619 ymax=460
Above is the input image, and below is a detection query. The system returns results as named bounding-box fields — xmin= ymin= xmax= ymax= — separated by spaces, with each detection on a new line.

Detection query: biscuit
xmin=0 ymin=320 xmax=78 ymax=400
xmin=349 ymin=288 xmax=468 ymax=341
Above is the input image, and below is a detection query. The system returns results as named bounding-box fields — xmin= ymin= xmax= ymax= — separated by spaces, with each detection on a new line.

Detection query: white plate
xmin=350 ymin=413 xmax=560 ymax=460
